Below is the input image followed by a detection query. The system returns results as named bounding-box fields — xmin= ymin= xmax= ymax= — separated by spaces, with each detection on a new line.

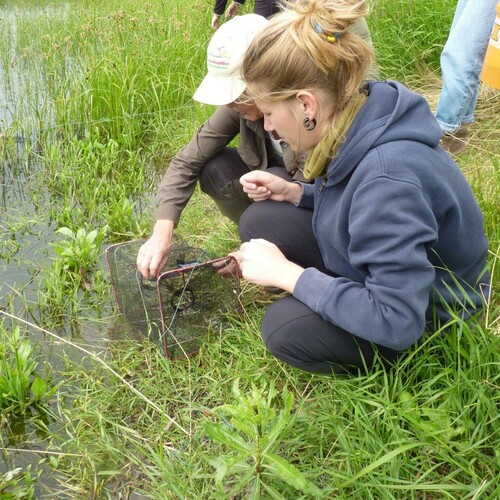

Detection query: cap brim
xmin=193 ymin=73 xmax=246 ymax=106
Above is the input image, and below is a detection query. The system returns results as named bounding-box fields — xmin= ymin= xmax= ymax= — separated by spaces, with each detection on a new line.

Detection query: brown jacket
xmin=155 ymin=106 xmax=306 ymax=224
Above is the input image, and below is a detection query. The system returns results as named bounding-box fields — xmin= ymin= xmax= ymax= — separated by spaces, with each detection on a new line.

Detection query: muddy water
xmin=0 ymin=4 xmax=116 ymax=495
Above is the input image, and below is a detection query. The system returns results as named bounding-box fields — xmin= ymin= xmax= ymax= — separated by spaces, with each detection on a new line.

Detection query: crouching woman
xmin=230 ymin=0 xmax=490 ymax=374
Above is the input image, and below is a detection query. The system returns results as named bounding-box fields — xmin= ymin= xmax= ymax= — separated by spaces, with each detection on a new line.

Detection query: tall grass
xmin=0 ymin=0 xmax=498 ymax=497
xmin=369 ymin=0 xmax=455 ymax=80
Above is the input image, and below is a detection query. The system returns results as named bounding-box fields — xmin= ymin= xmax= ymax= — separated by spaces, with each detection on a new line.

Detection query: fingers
xmin=211 ymin=14 xmax=220 ymax=30
xmin=240 ymin=172 xmax=273 ymax=201
xmin=137 ymin=244 xmax=169 ymax=279
xmin=240 ymin=239 xmax=274 ymax=251
xmin=214 ymin=256 xmax=242 ymax=277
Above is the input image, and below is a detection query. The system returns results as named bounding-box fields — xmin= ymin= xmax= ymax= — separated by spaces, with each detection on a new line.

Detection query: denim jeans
xmin=435 ymin=0 xmax=497 ymax=133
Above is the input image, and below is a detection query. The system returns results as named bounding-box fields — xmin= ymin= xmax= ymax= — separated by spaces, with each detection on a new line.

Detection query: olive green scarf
xmin=303 ymin=93 xmax=367 ymax=180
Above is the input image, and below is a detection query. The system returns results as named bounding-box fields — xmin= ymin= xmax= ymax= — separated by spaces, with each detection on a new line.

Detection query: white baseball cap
xmin=193 ymin=14 xmax=269 ymax=106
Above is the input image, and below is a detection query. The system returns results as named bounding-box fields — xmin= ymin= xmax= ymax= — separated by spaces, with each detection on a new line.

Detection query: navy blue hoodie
xmin=294 ymin=81 xmax=490 ymax=351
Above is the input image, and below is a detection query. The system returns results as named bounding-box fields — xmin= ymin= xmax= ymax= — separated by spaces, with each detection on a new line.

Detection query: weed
xmin=0 ymin=324 xmax=51 ymax=412
xmin=204 ymin=379 xmax=322 ymax=497
xmin=53 ymin=226 xmax=106 ymax=275
xmin=0 ymin=466 xmax=39 ymax=499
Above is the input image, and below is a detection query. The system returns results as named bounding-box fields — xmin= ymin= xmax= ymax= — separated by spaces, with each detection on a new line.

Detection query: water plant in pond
xmin=0 ymin=466 xmax=39 ymax=499
xmin=0 ymin=324 xmax=51 ymax=412
xmin=36 ymin=136 xmax=150 ymax=238
xmin=53 ymin=226 xmax=106 ymax=275
xmin=36 ymin=225 xmax=111 ymax=322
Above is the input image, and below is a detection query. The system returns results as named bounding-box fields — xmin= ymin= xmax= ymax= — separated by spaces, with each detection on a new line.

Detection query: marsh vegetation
xmin=1 ymin=0 xmax=499 ymax=497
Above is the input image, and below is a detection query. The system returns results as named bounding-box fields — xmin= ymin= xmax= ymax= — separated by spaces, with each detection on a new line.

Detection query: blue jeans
xmin=435 ymin=0 xmax=497 ymax=133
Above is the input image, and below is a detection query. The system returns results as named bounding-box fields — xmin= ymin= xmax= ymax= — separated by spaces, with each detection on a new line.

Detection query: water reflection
xmin=1 ymin=4 xmax=116 ymax=493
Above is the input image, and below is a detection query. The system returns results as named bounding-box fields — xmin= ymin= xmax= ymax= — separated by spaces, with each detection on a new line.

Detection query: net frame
xmin=106 ymin=240 xmax=242 ymax=359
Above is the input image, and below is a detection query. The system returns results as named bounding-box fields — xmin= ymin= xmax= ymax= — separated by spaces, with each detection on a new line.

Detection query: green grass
xmin=0 ymin=0 xmax=498 ymax=497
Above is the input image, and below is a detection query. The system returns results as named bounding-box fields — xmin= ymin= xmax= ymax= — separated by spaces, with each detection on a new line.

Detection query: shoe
xmin=440 ymin=124 xmax=469 ymax=156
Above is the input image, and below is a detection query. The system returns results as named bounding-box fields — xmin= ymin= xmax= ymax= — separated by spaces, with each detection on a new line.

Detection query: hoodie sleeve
xmin=297 ymin=182 xmax=315 ymax=208
xmin=293 ymin=175 xmax=439 ymax=351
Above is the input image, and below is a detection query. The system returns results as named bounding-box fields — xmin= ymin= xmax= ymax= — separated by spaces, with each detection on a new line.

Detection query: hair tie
xmin=313 ymin=19 xmax=342 ymax=43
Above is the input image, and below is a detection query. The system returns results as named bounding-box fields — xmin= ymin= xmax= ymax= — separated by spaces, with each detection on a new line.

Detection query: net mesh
xmin=106 ymin=239 xmax=241 ymax=358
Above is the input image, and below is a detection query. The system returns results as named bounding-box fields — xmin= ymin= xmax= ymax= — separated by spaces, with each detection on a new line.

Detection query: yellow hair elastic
xmin=313 ymin=20 xmax=342 ymax=43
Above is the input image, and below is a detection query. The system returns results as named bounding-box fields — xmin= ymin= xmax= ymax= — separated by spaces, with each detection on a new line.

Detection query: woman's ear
xmin=295 ymin=90 xmax=319 ymax=120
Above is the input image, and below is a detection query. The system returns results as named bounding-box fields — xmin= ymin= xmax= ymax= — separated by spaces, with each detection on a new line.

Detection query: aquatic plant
xmin=53 ymin=226 xmax=106 ymax=275
xmin=0 ymin=324 xmax=50 ymax=412
xmin=37 ymin=225 xmax=110 ymax=321
xmin=0 ymin=466 xmax=39 ymax=499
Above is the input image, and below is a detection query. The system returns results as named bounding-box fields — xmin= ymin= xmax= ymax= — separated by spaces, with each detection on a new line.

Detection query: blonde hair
xmin=242 ymin=0 xmax=373 ymax=110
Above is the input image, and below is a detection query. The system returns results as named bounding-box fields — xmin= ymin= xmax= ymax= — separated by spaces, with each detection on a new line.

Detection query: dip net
xmin=106 ymin=239 xmax=242 ymax=359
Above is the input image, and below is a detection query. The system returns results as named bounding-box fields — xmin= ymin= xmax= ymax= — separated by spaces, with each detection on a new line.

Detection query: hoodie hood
xmin=326 ymin=80 xmax=443 ymax=186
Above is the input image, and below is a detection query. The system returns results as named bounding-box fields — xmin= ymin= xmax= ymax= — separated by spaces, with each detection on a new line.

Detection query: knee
xmin=198 ymin=158 xmax=225 ymax=199
xmin=238 ymin=201 xmax=273 ymax=242
xmin=260 ymin=298 xmax=297 ymax=358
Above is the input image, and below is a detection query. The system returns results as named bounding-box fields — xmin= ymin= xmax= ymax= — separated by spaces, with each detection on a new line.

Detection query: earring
xmin=303 ymin=117 xmax=317 ymax=131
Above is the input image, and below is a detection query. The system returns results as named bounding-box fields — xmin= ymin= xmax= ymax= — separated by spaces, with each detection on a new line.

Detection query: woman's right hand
xmin=240 ymin=171 xmax=303 ymax=204
xmin=136 ymin=219 xmax=175 ymax=279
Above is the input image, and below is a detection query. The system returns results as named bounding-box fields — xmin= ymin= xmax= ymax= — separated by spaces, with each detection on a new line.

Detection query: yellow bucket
xmin=480 ymin=2 xmax=500 ymax=89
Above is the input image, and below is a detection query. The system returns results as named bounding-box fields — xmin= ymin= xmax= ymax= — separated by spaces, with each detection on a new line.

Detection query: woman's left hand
xmin=234 ymin=239 xmax=304 ymax=292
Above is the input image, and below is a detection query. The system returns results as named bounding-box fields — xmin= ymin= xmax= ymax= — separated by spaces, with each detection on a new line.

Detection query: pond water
xmin=0 ymin=4 xmax=120 ymax=495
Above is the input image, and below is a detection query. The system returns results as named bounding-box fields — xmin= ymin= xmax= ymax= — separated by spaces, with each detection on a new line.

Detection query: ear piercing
xmin=303 ymin=117 xmax=317 ymax=131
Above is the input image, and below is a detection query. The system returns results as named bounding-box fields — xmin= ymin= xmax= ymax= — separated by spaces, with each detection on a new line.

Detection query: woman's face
xmin=226 ymin=100 xmax=263 ymax=121
xmin=257 ymin=98 xmax=318 ymax=153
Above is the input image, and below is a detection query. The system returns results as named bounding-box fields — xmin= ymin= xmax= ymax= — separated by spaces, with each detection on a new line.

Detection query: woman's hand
xmin=240 ymin=171 xmax=303 ymax=204
xmin=136 ymin=219 xmax=174 ymax=278
xmin=232 ymin=239 xmax=304 ymax=292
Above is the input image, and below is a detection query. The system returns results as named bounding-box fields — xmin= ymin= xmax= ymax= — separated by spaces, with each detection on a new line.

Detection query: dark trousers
xmin=239 ymin=200 xmax=400 ymax=374
xmin=254 ymin=0 xmax=280 ymax=18
xmin=199 ymin=148 xmax=291 ymax=223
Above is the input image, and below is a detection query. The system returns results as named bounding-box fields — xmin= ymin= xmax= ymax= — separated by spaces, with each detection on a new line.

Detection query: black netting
xmin=106 ymin=240 xmax=241 ymax=358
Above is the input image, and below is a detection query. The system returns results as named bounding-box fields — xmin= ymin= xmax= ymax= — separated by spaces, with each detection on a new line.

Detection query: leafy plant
xmin=204 ymin=379 xmax=322 ymax=498
xmin=0 ymin=466 xmax=39 ymax=499
xmin=53 ymin=225 xmax=107 ymax=274
xmin=0 ymin=325 xmax=50 ymax=412
xmin=37 ymin=225 xmax=110 ymax=320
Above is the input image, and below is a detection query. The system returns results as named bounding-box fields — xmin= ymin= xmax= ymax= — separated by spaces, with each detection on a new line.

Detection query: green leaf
xmin=207 ymin=455 xmax=249 ymax=484
xmin=264 ymin=452 xmax=321 ymax=495
xmin=231 ymin=414 xmax=258 ymax=439
xmin=248 ymin=477 xmax=261 ymax=500
xmin=16 ymin=341 xmax=32 ymax=363
xmin=205 ymin=422 xmax=252 ymax=453
xmin=340 ymin=442 xmax=421 ymax=487
xmin=261 ymin=481 xmax=292 ymax=499
xmin=56 ymin=227 xmax=74 ymax=238
xmin=31 ymin=377 xmax=47 ymax=399
xmin=85 ymin=229 xmax=98 ymax=244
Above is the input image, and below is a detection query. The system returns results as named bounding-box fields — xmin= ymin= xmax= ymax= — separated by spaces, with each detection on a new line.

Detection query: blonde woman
xmin=230 ymin=0 xmax=490 ymax=374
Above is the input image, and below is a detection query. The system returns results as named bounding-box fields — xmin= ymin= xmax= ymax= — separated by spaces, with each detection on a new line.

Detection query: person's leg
xmin=239 ymin=199 xmax=329 ymax=272
xmin=435 ymin=0 xmax=497 ymax=133
xmin=199 ymin=148 xmax=252 ymax=223
xmin=262 ymin=296 xmax=400 ymax=374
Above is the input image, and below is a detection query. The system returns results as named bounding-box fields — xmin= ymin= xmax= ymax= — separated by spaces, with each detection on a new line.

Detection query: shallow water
xmin=0 ymin=4 xmax=117 ymax=494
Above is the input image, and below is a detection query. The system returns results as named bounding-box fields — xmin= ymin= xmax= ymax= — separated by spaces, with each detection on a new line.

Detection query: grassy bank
xmin=1 ymin=0 xmax=499 ymax=497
